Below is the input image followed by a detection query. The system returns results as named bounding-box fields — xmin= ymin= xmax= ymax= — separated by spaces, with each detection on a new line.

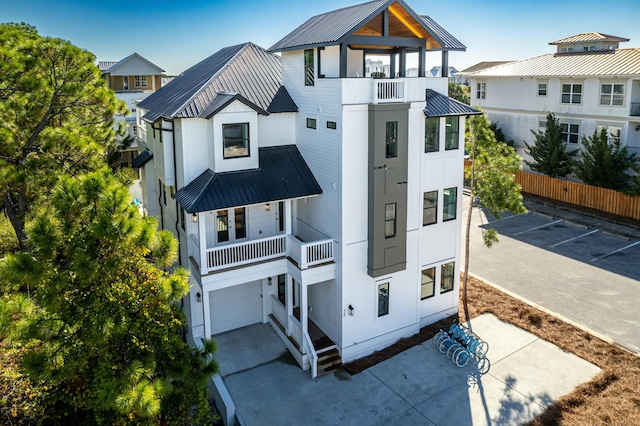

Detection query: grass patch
xmin=344 ymin=275 xmax=640 ymax=425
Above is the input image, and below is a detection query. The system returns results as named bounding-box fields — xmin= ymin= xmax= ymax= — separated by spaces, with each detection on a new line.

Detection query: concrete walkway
xmin=213 ymin=313 xmax=600 ymax=425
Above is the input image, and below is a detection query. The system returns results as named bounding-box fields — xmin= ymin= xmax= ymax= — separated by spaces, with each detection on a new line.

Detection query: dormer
xmin=549 ymin=32 xmax=630 ymax=53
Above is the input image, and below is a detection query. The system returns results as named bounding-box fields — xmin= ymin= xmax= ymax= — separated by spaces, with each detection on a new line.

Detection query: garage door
xmin=210 ymin=281 xmax=263 ymax=335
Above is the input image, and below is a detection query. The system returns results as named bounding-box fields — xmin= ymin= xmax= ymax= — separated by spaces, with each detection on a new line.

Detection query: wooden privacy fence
xmin=516 ymin=172 xmax=640 ymax=220
xmin=463 ymin=161 xmax=640 ymax=220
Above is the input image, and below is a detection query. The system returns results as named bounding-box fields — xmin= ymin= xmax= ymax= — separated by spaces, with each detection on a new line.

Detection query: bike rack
xmin=433 ymin=320 xmax=489 ymax=367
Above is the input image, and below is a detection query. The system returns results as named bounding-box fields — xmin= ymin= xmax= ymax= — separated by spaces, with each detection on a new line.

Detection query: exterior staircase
xmin=316 ymin=346 xmax=342 ymax=377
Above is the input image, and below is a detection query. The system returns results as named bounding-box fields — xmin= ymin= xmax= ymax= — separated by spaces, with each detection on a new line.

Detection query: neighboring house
xmin=456 ymin=61 xmax=513 ymax=86
xmin=428 ymin=65 xmax=460 ymax=83
xmin=468 ymin=33 xmax=640 ymax=165
xmin=98 ymin=53 xmax=165 ymax=165
xmin=365 ymin=58 xmax=391 ymax=77
xmin=135 ymin=0 xmax=479 ymax=378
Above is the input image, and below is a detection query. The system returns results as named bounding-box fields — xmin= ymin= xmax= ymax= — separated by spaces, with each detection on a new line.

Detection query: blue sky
xmin=2 ymin=0 xmax=639 ymax=75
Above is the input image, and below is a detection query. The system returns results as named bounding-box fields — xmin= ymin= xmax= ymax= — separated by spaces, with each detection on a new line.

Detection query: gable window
xmin=560 ymin=122 xmax=580 ymax=144
xmin=377 ymin=282 xmax=389 ymax=317
xmin=217 ymin=210 xmax=229 ymax=242
xmin=425 ymin=117 xmax=439 ymax=152
xmin=277 ymin=274 xmax=286 ymax=305
xmin=423 ymin=190 xmax=438 ymax=226
xmin=306 ymin=118 xmax=317 ymax=129
xmin=561 ymin=83 xmax=582 ymax=104
xmin=134 ymin=75 xmax=147 ymax=88
xmin=304 ymin=49 xmax=314 ymax=86
xmin=223 ymin=122 xmax=250 ymax=158
xmin=234 ymin=207 xmax=246 ymax=239
xmin=443 ymin=187 xmax=457 ymax=221
xmin=476 ymin=82 xmax=486 ymax=99
xmin=123 ymin=76 xmax=129 ymax=90
xmin=421 ymin=267 xmax=436 ymax=299
xmin=600 ymin=83 xmax=625 ymax=106
xmin=445 ymin=116 xmax=459 ymax=150
xmin=538 ymin=82 xmax=547 ymax=96
xmin=384 ymin=203 xmax=396 ymax=238
xmin=440 ymin=262 xmax=455 ymax=293
xmin=386 ymin=121 xmax=397 ymax=158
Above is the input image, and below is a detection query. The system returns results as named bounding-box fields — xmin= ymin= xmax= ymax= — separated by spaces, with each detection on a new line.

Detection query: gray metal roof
xmin=468 ymin=48 xmax=640 ymax=78
xmin=424 ymin=89 xmax=481 ymax=118
xmin=549 ymin=33 xmax=629 ymax=45
xmin=138 ymin=43 xmax=296 ymax=122
xmin=131 ymin=149 xmax=153 ymax=168
xmin=98 ymin=53 xmax=165 ymax=74
xmin=419 ymin=16 xmax=465 ymax=51
xmin=268 ymin=0 xmax=464 ymax=52
xmin=174 ymin=145 xmax=322 ymax=213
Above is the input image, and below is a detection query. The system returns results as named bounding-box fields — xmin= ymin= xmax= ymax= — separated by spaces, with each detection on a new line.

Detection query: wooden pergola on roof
xmin=269 ymin=0 xmax=465 ymax=77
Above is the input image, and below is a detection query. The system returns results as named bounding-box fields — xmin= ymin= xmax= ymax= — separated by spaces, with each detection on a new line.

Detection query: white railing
xmin=204 ymin=235 xmax=334 ymax=273
xmin=373 ymin=79 xmax=404 ymax=103
xmin=206 ymin=235 xmax=285 ymax=270
xmin=270 ymin=295 xmax=287 ymax=329
xmin=303 ymin=331 xmax=318 ymax=380
xmin=289 ymin=316 xmax=302 ymax=348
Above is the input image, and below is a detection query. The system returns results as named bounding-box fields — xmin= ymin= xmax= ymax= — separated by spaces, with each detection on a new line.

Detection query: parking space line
xmin=591 ymin=240 xmax=640 ymax=262
xmin=485 ymin=212 xmax=527 ymax=225
xmin=550 ymin=229 xmax=600 ymax=248
xmin=513 ymin=219 xmax=564 ymax=236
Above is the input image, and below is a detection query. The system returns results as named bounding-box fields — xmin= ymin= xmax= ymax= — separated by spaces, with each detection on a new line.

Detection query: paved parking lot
xmin=463 ymin=196 xmax=640 ymax=353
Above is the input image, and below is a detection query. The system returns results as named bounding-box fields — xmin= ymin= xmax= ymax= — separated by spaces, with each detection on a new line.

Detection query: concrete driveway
xmin=213 ymin=314 xmax=599 ymax=426
xmin=463 ymin=195 xmax=640 ymax=353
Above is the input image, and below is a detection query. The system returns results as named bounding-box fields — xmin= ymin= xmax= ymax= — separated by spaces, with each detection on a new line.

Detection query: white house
xmin=135 ymin=0 xmax=479 ymax=378
xmin=468 ymin=33 xmax=640 ymax=165
xmin=98 ymin=53 xmax=165 ymax=165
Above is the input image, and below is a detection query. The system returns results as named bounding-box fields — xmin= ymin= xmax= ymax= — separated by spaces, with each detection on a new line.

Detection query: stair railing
xmin=303 ymin=331 xmax=318 ymax=380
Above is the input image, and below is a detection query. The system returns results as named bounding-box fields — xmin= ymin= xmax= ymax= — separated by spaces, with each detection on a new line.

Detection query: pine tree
xmin=0 ymin=170 xmax=218 ymax=424
xmin=524 ymin=112 xmax=577 ymax=177
xmin=463 ymin=112 xmax=526 ymax=323
xmin=573 ymin=127 xmax=638 ymax=191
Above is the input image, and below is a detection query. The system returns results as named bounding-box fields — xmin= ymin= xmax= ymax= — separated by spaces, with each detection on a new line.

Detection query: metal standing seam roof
xmin=268 ymin=0 xmax=464 ymax=52
xmin=98 ymin=53 xmax=165 ymax=74
xmin=131 ymin=149 xmax=153 ymax=168
xmin=467 ymin=48 xmax=640 ymax=78
xmin=549 ymin=33 xmax=630 ymax=45
xmin=138 ymin=43 xmax=296 ymax=123
xmin=173 ymin=145 xmax=322 ymax=213
xmin=424 ymin=89 xmax=481 ymax=118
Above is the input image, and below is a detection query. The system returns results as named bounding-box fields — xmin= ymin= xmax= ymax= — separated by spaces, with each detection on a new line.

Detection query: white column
xmin=198 ymin=213 xmax=207 ymax=275
xmin=284 ymin=199 xmax=292 ymax=235
xmin=286 ymin=274 xmax=293 ymax=336
xmin=203 ymin=290 xmax=211 ymax=342
xmin=301 ymin=281 xmax=308 ymax=353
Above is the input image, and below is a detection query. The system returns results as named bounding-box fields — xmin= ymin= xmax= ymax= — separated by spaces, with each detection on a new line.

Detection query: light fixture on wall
xmin=265 ymin=203 xmax=271 ymax=211
xmin=191 ymin=213 xmax=198 ymax=223
xmin=348 ymin=304 xmax=354 ymax=316
xmin=196 ymin=292 xmax=202 ymax=303
xmin=636 ymin=125 xmax=640 ymax=131
xmin=267 ymin=277 xmax=272 ymax=286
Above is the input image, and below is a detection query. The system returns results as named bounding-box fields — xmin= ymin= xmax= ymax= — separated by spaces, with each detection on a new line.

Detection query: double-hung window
xmin=476 ymin=82 xmax=486 ymax=99
xmin=443 ymin=187 xmax=457 ymax=221
xmin=445 ymin=116 xmax=459 ymax=150
xmin=440 ymin=262 xmax=455 ymax=293
xmin=223 ymin=123 xmax=250 ymax=158
xmin=561 ymin=83 xmax=582 ymax=104
xmin=386 ymin=121 xmax=397 ymax=158
xmin=423 ymin=190 xmax=438 ymax=226
xmin=538 ymin=82 xmax=547 ymax=96
xmin=599 ymin=83 xmax=625 ymax=106
xmin=560 ymin=123 xmax=580 ymax=144
xmin=384 ymin=203 xmax=396 ymax=238
xmin=425 ymin=117 xmax=439 ymax=152
xmin=378 ymin=283 xmax=389 ymax=317
xmin=421 ymin=267 xmax=435 ymax=299
xmin=304 ymin=49 xmax=314 ymax=86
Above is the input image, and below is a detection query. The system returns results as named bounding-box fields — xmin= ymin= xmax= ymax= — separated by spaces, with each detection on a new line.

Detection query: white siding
xmin=211 ymin=102 xmax=259 ymax=173
xmin=258 ymin=113 xmax=296 ymax=147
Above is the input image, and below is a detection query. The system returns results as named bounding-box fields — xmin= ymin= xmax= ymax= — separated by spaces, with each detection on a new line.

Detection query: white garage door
xmin=210 ymin=281 xmax=263 ymax=335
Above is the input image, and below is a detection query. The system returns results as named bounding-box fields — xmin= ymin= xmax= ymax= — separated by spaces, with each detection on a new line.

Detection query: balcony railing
xmin=199 ymin=234 xmax=334 ymax=273
xmin=373 ymin=79 xmax=404 ymax=103
xmin=630 ymin=102 xmax=640 ymax=117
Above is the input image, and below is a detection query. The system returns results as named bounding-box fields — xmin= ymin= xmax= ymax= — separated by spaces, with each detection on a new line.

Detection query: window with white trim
xmin=537 ymin=82 xmax=547 ymax=96
xmin=560 ymin=122 xmax=580 ymax=144
xmin=476 ymin=82 xmax=486 ymax=99
xmin=597 ymin=125 xmax=622 ymax=146
xmin=561 ymin=83 xmax=582 ymax=104
xmin=599 ymin=83 xmax=625 ymax=106
xmin=423 ymin=190 xmax=437 ymax=226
